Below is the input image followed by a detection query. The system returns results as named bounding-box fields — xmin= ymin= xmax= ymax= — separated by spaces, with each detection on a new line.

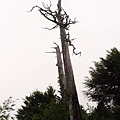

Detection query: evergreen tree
xmin=16 ymin=86 xmax=69 ymax=120
xmin=84 ymin=48 xmax=120 ymax=107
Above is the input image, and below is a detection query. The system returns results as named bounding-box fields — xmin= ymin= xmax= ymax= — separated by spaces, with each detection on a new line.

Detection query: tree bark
xmin=55 ymin=0 xmax=83 ymax=119
xmin=59 ymin=26 xmax=82 ymax=120
xmin=55 ymin=45 xmax=67 ymax=101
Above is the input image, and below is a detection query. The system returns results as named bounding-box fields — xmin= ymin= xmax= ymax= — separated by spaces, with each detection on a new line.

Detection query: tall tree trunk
xmin=59 ymin=26 xmax=82 ymax=120
xmin=55 ymin=45 xmax=67 ymax=101
xmin=56 ymin=0 xmax=82 ymax=119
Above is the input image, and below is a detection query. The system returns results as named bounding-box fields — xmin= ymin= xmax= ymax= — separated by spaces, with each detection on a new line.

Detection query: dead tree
xmin=29 ymin=0 xmax=82 ymax=120
xmin=46 ymin=43 xmax=67 ymax=101
xmin=54 ymin=43 xmax=67 ymax=101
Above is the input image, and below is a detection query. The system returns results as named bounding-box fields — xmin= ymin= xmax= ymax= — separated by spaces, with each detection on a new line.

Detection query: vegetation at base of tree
xmin=16 ymin=86 xmax=69 ymax=120
xmin=15 ymin=85 xmax=89 ymax=120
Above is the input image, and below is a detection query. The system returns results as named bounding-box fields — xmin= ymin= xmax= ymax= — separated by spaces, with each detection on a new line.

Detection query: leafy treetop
xmin=84 ymin=47 xmax=120 ymax=107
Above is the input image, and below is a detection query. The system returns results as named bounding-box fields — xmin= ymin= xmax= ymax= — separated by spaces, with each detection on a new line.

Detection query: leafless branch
xmin=28 ymin=5 xmax=59 ymax=25
xmin=46 ymin=42 xmax=60 ymax=53
xmin=46 ymin=51 xmax=56 ymax=53
xmin=42 ymin=0 xmax=52 ymax=10
xmin=28 ymin=1 xmax=78 ymax=30
xmin=53 ymin=42 xmax=59 ymax=47
xmin=42 ymin=24 xmax=58 ymax=30
xmin=66 ymin=32 xmax=81 ymax=56
xmin=69 ymin=43 xmax=81 ymax=56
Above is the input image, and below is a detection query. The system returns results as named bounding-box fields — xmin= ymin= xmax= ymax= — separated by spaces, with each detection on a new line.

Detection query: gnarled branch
xmin=66 ymin=32 xmax=81 ymax=56
xmin=28 ymin=1 xmax=78 ymax=30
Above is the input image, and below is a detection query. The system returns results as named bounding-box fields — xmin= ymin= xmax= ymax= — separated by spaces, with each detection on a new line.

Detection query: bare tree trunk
xmin=59 ymin=25 xmax=82 ymax=120
xmin=55 ymin=44 xmax=67 ymax=101
xmin=56 ymin=0 xmax=82 ymax=119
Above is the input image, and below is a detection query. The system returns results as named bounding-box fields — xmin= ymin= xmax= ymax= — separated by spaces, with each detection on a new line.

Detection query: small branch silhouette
xmin=66 ymin=32 xmax=81 ymax=56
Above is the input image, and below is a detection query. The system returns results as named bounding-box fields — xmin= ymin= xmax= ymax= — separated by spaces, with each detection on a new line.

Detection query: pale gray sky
xmin=0 ymin=0 xmax=120 ymax=110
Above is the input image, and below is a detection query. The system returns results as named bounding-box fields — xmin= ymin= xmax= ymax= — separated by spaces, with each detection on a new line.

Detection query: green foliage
xmin=83 ymin=103 xmax=120 ymax=120
xmin=111 ymin=105 xmax=120 ymax=120
xmin=84 ymin=47 xmax=120 ymax=120
xmin=16 ymin=86 xmax=55 ymax=119
xmin=88 ymin=102 xmax=113 ymax=120
xmin=16 ymin=86 xmax=69 ymax=120
xmin=41 ymin=99 xmax=69 ymax=120
xmin=0 ymin=97 xmax=15 ymax=120
xmin=80 ymin=105 xmax=88 ymax=120
xmin=84 ymin=47 xmax=120 ymax=106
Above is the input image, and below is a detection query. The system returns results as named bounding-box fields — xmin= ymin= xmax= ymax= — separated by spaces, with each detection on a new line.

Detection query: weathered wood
xmin=59 ymin=26 xmax=82 ymax=120
xmin=56 ymin=0 xmax=83 ymax=119
xmin=55 ymin=45 xmax=67 ymax=101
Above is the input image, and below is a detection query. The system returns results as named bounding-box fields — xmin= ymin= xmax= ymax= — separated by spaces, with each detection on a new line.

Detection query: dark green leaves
xmin=84 ymin=47 xmax=120 ymax=106
xmin=0 ymin=97 xmax=15 ymax=120
xmin=16 ymin=86 xmax=69 ymax=120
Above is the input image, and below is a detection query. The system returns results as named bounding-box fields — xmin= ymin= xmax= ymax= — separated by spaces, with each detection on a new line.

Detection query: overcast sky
xmin=0 ymin=0 xmax=120 ymax=110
